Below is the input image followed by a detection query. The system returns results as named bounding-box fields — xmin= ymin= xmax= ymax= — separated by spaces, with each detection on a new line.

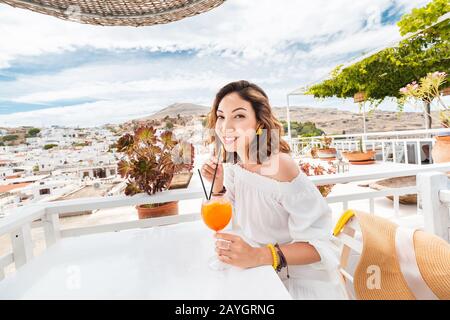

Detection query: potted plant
xmin=341 ymin=137 xmax=376 ymax=163
xmin=299 ymin=161 xmax=336 ymax=197
xmin=316 ymin=135 xmax=337 ymax=159
xmin=433 ymin=109 xmax=450 ymax=163
xmin=116 ymin=126 xmax=194 ymax=219
xmin=399 ymin=71 xmax=449 ymax=163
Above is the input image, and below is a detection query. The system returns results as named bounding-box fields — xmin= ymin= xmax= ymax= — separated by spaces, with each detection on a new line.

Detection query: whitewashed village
xmin=0 ymin=126 xmax=122 ymax=217
xmin=0 ymin=109 xmax=208 ymax=220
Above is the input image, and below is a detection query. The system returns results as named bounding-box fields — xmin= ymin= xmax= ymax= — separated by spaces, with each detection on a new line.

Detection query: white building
xmin=55 ymin=164 xmax=117 ymax=180
xmin=0 ymin=168 xmax=14 ymax=179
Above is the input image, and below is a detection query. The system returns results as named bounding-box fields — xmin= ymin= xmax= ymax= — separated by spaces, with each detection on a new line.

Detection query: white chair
xmin=383 ymin=141 xmax=405 ymax=163
xmin=333 ymin=213 xmax=362 ymax=300
xmin=334 ymin=171 xmax=450 ymax=299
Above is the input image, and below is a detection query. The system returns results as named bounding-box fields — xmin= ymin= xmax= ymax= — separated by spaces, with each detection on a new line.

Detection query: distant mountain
xmin=136 ymin=103 xmax=210 ymax=121
xmin=129 ymin=103 xmax=441 ymax=134
xmin=272 ymin=107 xmax=441 ymax=135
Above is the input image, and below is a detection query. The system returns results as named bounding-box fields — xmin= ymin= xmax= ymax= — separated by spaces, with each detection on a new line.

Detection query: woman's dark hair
xmin=207 ymin=80 xmax=290 ymax=164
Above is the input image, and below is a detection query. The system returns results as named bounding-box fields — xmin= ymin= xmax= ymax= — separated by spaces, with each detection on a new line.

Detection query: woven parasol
xmin=0 ymin=0 xmax=226 ymax=26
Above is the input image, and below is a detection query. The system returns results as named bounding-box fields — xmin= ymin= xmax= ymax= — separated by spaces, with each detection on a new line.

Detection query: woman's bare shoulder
xmin=266 ymin=153 xmax=299 ymax=182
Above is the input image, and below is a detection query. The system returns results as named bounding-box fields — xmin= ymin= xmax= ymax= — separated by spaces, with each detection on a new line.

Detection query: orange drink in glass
xmin=201 ymin=194 xmax=232 ymax=270
xmin=201 ymin=196 xmax=232 ymax=231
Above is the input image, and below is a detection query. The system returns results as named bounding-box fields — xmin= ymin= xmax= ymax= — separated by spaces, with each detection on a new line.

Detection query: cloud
xmin=0 ymin=0 xmax=429 ymax=65
xmin=0 ymin=99 xmax=161 ymax=127
xmin=0 ymin=0 xmax=432 ymax=127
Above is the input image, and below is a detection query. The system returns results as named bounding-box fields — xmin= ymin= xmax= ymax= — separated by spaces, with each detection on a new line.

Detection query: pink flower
xmin=431 ymin=71 xmax=447 ymax=78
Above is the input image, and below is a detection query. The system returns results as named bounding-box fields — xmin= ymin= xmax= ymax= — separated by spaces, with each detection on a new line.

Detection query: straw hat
xmin=0 ymin=0 xmax=226 ymax=26
xmin=352 ymin=211 xmax=450 ymax=300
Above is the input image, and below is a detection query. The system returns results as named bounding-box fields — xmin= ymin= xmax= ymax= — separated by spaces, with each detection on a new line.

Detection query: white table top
xmin=345 ymin=161 xmax=419 ymax=174
xmin=0 ymin=221 xmax=291 ymax=300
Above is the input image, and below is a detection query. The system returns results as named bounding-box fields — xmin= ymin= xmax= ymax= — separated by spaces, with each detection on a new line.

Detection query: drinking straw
xmin=208 ymin=147 xmax=222 ymax=200
xmin=197 ymin=169 xmax=209 ymax=200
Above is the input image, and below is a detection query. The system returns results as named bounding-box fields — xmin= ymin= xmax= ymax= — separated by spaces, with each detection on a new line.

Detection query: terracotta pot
xmin=316 ymin=148 xmax=337 ymax=159
xmin=136 ymin=201 xmax=179 ymax=219
xmin=342 ymin=150 xmax=376 ymax=162
xmin=431 ymin=135 xmax=450 ymax=163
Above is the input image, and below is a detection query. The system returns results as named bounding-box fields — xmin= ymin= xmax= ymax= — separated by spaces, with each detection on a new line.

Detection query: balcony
xmin=0 ymin=159 xmax=449 ymax=299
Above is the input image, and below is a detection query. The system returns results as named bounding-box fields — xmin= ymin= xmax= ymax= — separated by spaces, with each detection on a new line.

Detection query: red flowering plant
xmin=117 ymin=126 xmax=194 ymax=203
xmin=299 ymin=161 xmax=336 ymax=197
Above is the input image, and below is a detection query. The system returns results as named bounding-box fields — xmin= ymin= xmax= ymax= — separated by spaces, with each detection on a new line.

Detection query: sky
xmin=0 ymin=0 xmax=442 ymax=127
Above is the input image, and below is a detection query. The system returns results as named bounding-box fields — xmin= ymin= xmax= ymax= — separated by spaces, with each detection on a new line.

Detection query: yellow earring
xmin=256 ymin=127 xmax=263 ymax=135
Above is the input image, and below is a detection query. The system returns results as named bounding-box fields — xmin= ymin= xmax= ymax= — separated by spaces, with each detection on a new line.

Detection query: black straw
xmin=208 ymin=147 xmax=222 ymax=200
xmin=197 ymin=169 xmax=209 ymax=200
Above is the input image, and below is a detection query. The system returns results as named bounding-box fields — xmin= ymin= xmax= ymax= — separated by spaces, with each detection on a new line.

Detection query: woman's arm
xmin=257 ymin=242 xmax=321 ymax=266
xmin=215 ymin=233 xmax=321 ymax=269
xmin=215 ymin=155 xmax=331 ymax=269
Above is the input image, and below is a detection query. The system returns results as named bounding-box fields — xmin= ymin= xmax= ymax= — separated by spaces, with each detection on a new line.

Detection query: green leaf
xmin=117 ymin=160 xmax=132 ymax=178
xmin=160 ymin=131 xmax=177 ymax=149
xmin=135 ymin=126 xmax=157 ymax=145
xmin=305 ymin=3 xmax=449 ymax=111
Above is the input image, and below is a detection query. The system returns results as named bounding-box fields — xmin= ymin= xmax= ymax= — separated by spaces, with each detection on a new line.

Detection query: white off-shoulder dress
xmin=223 ymin=163 xmax=347 ymax=300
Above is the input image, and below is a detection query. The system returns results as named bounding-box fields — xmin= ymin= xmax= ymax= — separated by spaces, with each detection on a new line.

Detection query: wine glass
xmin=201 ymin=194 xmax=233 ymax=270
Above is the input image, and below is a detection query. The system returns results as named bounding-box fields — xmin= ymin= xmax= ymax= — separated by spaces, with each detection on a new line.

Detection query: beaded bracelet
xmin=266 ymin=244 xmax=279 ymax=270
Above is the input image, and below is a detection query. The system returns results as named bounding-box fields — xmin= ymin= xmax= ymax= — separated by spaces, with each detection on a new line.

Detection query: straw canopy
xmin=0 ymin=0 xmax=226 ymax=26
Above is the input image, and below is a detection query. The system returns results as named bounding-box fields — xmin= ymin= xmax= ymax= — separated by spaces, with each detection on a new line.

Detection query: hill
xmin=129 ymin=103 xmax=442 ymax=135
xmin=136 ymin=103 xmax=210 ymax=121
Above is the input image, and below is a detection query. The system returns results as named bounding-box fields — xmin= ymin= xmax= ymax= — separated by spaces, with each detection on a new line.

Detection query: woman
xmin=201 ymin=80 xmax=346 ymax=300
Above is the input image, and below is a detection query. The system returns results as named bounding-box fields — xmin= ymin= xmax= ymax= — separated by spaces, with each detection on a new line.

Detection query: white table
xmin=344 ymin=161 xmax=419 ymax=174
xmin=0 ymin=221 xmax=291 ymax=300
xmin=308 ymin=161 xmax=435 ymax=186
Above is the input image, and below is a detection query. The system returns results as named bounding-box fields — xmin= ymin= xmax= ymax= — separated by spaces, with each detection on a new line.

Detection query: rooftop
xmin=0 ymin=182 xmax=31 ymax=193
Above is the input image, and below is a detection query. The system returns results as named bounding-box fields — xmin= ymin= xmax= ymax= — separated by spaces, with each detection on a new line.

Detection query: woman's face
xmin=215 ymin=92 xmax=258 ymax=155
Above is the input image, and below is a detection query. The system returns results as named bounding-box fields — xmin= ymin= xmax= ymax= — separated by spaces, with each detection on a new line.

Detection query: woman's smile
xmin=222 ymin=136 xmax=238 ymax=145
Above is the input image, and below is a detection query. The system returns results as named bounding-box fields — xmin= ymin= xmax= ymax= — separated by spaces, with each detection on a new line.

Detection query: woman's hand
xmin=215 ymin=233 xmax=271 ymax=269
xmin=201 ymin=155 xmax=224 ymax=193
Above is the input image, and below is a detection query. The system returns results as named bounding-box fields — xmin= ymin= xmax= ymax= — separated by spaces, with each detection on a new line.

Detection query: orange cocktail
xmin=201 ymin=195 xmax=232 ymax=232
xmin=201 ymin=194 xmax=232 ymax=271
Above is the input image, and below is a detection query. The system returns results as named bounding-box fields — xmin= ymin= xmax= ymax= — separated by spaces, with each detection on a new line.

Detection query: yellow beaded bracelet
xmin=266 ymin=243 xmax=279 ymax=270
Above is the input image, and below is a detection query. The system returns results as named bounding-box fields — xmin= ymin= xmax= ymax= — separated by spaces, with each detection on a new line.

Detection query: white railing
xmin=0 ymin=163 xmax=449 ymax=281
xmin=296 ymin=128 xmax=450 ymax=141
xmin=417 ymin=171 xmax=450 ymax=242
xmin=290 ymin=128 xmax=450 ymax=164
xmin=331 ymin=138 xmax=436 ymax=165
